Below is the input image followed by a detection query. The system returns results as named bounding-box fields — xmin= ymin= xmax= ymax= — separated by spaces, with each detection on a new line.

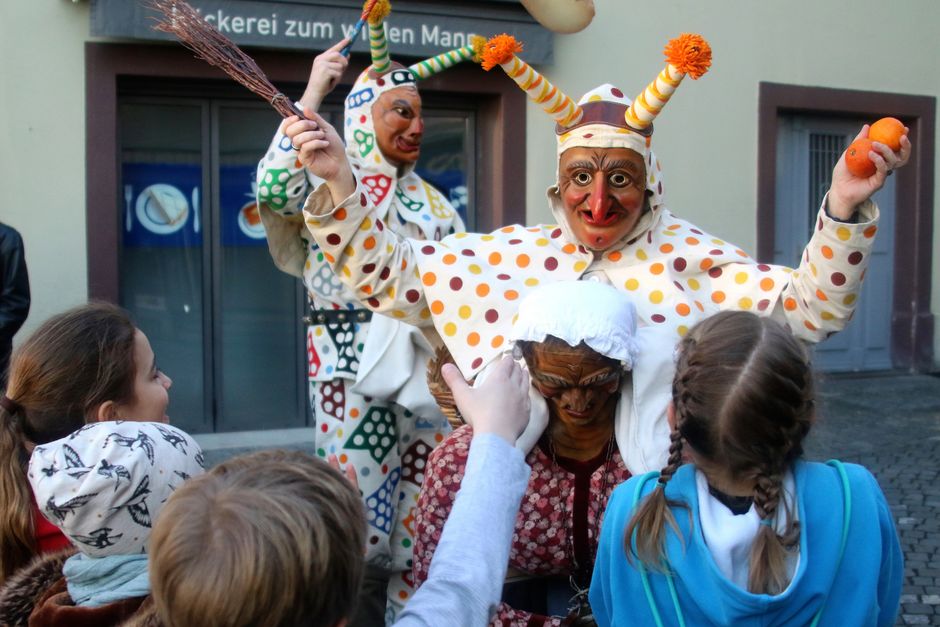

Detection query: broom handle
xmin=340 ymin=0 xmax=380 ymax=57
xmin=271 ymin=93 xmax=308 ymax=120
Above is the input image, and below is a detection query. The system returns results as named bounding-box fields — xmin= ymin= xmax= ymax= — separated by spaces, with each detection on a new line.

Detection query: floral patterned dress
xmin=414 ymin=425 xmax=631 ymax=626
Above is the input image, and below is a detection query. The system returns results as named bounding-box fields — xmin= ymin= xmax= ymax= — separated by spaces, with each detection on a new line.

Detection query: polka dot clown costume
xmin=300 ymin=33 xmax=881 ymax=462
xmin=255 ymin=2 xmax=477 ymax=619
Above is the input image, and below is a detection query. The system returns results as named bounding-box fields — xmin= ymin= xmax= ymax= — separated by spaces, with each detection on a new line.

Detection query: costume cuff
xmin=302 ymin=177 xmax=363 ymax=219
xmin=820 ymin=192 xmax=878 ymax=225
xmin=813 ymin=200 xmax=880 ymax=254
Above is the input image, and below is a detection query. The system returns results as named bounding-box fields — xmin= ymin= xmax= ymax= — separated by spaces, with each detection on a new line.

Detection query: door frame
xmin=757 ymin=82 xmax=936 ymax=371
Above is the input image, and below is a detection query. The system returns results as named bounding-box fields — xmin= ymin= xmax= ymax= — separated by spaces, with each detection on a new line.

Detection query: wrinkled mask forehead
xmin=556 ymin=84 xmax=650 ymax=160
xmin=552 ymin=84 xmax=666 ymax=211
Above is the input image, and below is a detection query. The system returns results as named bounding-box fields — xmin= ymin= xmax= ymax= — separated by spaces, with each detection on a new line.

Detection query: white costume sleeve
xmin=303 ymin=180 xmax=431 ymax=325
xmin=256 ymin=125 xmax=323 ymax=278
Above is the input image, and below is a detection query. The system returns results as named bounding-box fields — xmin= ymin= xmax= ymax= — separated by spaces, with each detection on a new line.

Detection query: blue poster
xmin=122 ymin=163 xmax=203 ymax=248
xmin=221 ymin=165 xmax=267 ymax=247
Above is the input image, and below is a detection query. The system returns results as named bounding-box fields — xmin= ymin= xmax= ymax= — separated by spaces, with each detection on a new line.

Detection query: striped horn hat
xmin=367 ymin=0 xmax=484 ymax=81
xmin=482 ymin=33 xmax=711 ymax=159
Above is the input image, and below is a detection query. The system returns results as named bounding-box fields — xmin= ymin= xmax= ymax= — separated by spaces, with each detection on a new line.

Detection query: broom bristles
xmin=149 ymin=0 xmax=302 ymax=118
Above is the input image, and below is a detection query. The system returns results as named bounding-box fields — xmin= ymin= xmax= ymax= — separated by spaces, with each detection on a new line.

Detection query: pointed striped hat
xmin=482 ymin=33 xmax=711 ymax=158
xmin=366 ymin=0 xmax=485 ymax=82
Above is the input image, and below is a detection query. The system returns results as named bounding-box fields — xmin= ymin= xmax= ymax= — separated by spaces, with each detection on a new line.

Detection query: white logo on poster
xmin=136 ymin=184 xmax=189 ymax=235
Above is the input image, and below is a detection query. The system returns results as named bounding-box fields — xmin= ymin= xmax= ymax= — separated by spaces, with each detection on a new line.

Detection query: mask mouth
xmin=395 ymin=136 xmax=421 ymax=152
xmin=563 ymin=407 xmax=592 ymax=419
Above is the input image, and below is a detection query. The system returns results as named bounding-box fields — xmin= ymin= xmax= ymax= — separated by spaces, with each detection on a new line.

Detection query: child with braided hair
xmin=589 ymin=311 xmax=903 ymax=626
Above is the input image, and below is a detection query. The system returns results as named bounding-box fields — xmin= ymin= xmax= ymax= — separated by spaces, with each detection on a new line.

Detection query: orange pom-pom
xmin=481 ymin=34 xmax=524 ymax=71
xmin=664 ymin=33 xmax=712 ymax=79
xmin=366 ymin=0 xmax=391 ymax=26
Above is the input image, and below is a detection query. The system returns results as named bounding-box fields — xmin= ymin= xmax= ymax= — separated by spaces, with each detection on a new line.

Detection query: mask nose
xmin=409 ymin=115 xmax=424 ymax=139
xmin=589 ymin=176 xmax=611 ymax=222
xmin=562 ymin=388 xmax=592 ymax=413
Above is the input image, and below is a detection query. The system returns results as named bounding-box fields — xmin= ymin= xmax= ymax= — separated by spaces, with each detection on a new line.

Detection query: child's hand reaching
xmin=442 ymin=357 xmax=531 ymax=446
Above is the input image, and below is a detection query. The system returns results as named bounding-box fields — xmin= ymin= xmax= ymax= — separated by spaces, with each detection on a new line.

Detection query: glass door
xmin=119 ymin=98 xmax=308 ymax=433
xmin=214 ymin=103 xmax=307 ymax=430
xmin=119 ymin=101 xmax=210 ymax=433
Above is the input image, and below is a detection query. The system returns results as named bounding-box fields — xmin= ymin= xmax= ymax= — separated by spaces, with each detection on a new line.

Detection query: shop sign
xmin=90 ymin=0 xmax=553 ymax=64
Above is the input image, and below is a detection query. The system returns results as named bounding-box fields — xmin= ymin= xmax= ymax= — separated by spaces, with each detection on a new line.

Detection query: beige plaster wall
xmin=0 ymin=1 xmax=92 ymax=341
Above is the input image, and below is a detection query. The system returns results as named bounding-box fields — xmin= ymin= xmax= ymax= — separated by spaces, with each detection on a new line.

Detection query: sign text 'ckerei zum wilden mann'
xmin=89 ymin=0 xmax=552 ymax=63
xmin=201 ymin=8 xmax=474 ymax=49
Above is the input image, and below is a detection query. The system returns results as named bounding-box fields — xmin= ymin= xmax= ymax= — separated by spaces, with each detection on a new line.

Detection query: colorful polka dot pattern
xmin=411 ymin=224 xmax=588 ymax=374
xmin=342 ymin=67 xmax=464 ymax=243
xmin=312 ymin=180 xmax=877 ymax=377
xmin=305 ymin=327 xmax=322 ymax=378
xmin=317 ymin=378 xmax=346 ymax=421
xmin=366 ymin=466 xmax=401 ymax=535
xmin=558 ymin=84 xmax=649 ymax=161
xmin=362 ymin=173 xmax=393 ymax=207
xmin=346 ymin=405 xmax=397 ymax=465
xmin=306 ymin=316 xmax=365 ymax=383
xmin=257 ymin=76 xmax=462 ymax=620
xmin=256 ymin=167 xmax=292 ymax=211
xmin=311 ymin=382 xmax=444 ymax=570
xmin=401 ymin=439 xmax=432 ymax=487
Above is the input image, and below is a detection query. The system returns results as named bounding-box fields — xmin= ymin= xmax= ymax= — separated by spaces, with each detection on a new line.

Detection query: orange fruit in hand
xmin=845 ymin=138 xmax=876 ymax=178
xmin=869 ymin=117 xmax=905 ymax=152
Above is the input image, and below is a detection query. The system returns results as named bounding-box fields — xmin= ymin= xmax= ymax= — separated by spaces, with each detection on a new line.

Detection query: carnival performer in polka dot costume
xmin=285 ymin=33 xmax=910 ymax=458
xmin=255 ymin=4 xmax=477 ymax=621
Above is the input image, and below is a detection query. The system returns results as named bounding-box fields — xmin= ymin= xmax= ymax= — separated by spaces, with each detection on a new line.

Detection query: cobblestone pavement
xmin=807 ymin=373 xmax=940 ymax=626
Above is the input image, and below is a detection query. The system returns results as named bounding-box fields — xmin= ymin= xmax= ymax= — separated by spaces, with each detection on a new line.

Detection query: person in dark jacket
xmin=0 ymin=222 xmax=30 ymax=388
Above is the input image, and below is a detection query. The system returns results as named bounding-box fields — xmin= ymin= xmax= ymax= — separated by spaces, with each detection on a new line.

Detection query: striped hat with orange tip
xmin=366 ymin=0 xmax=394 ymax=74
xmin=409 ymin=35 xmax=487 ymax=79
xmin=366 ymin=0 xmax=484 ymax=80
xmin=481 ymin=34 xmax=583 ymax=128
xmin=624 ymin=33 xmax=712 ymax=130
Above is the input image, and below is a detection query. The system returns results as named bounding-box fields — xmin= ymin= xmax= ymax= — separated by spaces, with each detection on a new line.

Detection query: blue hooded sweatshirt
xmin=590 ymin=461 xmax=902 ymax=626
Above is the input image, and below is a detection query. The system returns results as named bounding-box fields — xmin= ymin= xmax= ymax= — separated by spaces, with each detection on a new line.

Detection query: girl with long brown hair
xmin=0 ymin=302 xmax=172 ymax=584
xmin=589 ymin=311 xmax=903 ymax=626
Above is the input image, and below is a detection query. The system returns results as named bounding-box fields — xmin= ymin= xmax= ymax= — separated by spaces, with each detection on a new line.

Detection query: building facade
xmin=1 ymin=0 xmax=938 ymax=436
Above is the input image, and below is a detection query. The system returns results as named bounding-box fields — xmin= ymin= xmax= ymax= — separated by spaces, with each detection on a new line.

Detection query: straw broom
xmin=149 ymin=0 xmax=304 ymax=119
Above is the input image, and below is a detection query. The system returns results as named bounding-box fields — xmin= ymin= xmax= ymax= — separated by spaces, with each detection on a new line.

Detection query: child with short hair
xmin=149 ymin=356 xmax=532 ymax=627
xmin=0 ymin=420 xmax=204 ymax=626
xmin=589 ymin=311 xmax=903 ymax=626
